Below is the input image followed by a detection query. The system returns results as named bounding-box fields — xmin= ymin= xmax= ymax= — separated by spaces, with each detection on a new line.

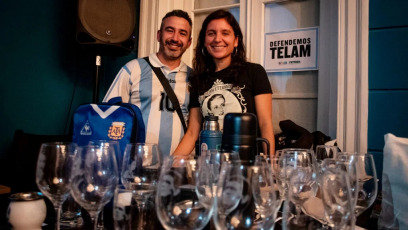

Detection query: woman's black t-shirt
xmin=189 ymin=62 xmax=272 ymax=131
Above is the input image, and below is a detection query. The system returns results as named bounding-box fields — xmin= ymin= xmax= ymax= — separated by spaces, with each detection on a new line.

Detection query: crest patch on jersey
xmin=108 ymin=122 xmax=126 ymax=140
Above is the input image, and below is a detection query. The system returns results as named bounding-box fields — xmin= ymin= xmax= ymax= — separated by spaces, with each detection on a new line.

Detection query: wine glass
xmin=196 ymin=150 xmax=222 ymax=206
xmin=315 ymin=145 xmax=338 ymax=165
xmin=323 ymin=157 xmax=359 ymax=204
xmin=278 ymin=148 xmax=317 ymax=188
xmin=88 ymin=140 xmax=121 ymax=230
xmin=155 ymin=156 xmax=214 ymax=230
xmin=35 ymin=142 xmax=77 ymax=230
xmin=252 ymin=156 xmax=279 ymax=223
xmin=213 ymin=160 xmax=277 ymax=229
xmin=60 ymin=193 xmax=82 ymax=228
xmin=113 ymin=186 xmax=157 ymax=230
xmin=200 ymin=149 xmax=240 ymax=186
xmin=269 ymin=150 xmax=287 ymax=225
xmin=343 ymin=153 xmax=378 ymax=218
xmin=70 ymin=143 xmax=119 ymax=230
xmin=315 ymin=158 xmax=358 ymax=229
xmin=271 ymin=150 xmax=286 ymax=203
xmin=121 ymin=143 xmax=161 ymax=229
xmin=113 ymin=187 xmax=134 ymax=230
xmin=281 ymin=149 xmax=318 ymax=226
xmin=282 ymin=199 xmax=322 ymax=230
xmin=320 ymin=167 xmax=354 ymax=229
xmin=89 ymin=140 xmax=122 ymax=176
xmin=315 ymin=145 xmax=338 ymax=180
xmin=196 ymin=149 xmax=240 ymax=216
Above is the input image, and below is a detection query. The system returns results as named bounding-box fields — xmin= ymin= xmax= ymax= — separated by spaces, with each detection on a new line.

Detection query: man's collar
xmin=148 ymin=53 xmax=188 ymax=73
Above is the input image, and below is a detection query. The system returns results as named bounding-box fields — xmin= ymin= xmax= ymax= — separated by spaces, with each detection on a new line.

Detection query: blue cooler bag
xmin=72 ymin=97 xmax=146 ymax=154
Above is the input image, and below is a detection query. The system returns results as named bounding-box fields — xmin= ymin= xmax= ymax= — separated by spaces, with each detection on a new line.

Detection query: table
xmin=0 ymin=185 xmax=11 ymax=229
xmin=0 ymin=185 xmax=10 ymax=195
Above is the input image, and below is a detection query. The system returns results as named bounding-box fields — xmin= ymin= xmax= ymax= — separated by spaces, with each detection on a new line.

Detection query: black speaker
xmin=76 ymin=0 xmax=139 ymax=56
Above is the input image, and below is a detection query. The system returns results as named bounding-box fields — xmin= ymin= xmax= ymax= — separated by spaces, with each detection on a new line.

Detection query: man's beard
xmin=159 ymin=38 xmax=185 ymax=60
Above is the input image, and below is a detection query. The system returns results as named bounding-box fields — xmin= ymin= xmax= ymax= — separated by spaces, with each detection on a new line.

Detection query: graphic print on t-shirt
xmin=199 ymin=79 xmax=246 ymax=131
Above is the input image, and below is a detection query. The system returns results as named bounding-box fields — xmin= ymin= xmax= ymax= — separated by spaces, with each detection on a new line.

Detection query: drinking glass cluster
xmin=36 ymin=142 xmax=377 ymax=230
xmin=272 ymin=146 xmax=378 ymax=230
xmin=158 ymin=150 xmax=282 ymax=230
xmin=35 ymin=141 xmax=161 ymax=230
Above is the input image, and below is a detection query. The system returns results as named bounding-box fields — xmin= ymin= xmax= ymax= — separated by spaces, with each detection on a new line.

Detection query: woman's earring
xmin=232 ymin=47 xmax=237 ymax=56
xmin=202 ymin=47 xmax=207 ymax=56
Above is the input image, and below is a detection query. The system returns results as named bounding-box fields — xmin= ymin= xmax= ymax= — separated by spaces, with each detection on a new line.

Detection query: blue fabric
xmin=72 ymin=97 xmax=146 ymax=157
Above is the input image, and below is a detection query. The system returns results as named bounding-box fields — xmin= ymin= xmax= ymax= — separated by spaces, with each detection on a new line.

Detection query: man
xmin=104 ymin=10 xmax=192 ymax=157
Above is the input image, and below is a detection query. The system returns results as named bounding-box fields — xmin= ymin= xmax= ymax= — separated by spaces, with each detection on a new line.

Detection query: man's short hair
xmin=160 ymin=9 xmax=192 ymax=30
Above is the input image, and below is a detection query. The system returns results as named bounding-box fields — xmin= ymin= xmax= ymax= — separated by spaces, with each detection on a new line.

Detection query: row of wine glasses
xmin=35 ymin=141 xmax=160 ymax=230
xmin=271 ymin=146 xmax=378 ymax=230
xmin=36 ymin=143 xmax=377 ymax=230
xmin=152 ymin=147 xmax=377 ymax=230
xmin=37 ymin=143 xmax=282 ymax=230
xmin=119 ymin=146 xmax=376 ymax=230
xmin=154 ymin=151 xmax=281 ymax=230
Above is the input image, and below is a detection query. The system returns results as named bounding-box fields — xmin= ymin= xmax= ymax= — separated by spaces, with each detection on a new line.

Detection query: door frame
xmin=336 ymin=0 xmax=369 ymax=153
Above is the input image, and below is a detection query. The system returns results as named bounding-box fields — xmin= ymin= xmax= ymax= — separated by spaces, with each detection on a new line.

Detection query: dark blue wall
xmin=0 ymin=1 xmax=138 ymax=159
xmin=368 ymin=0 xmax=408 ymax=180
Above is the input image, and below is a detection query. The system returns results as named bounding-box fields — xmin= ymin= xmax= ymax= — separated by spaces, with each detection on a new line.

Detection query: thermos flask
xmin=199 ymin=115 xmax=222 ymax=156
xmin=221 ymin=113 xmax=270 ymax=165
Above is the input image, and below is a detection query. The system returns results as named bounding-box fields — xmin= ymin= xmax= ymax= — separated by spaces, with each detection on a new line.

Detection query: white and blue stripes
xmin=104 ymin=54 xmax=190 ymax=157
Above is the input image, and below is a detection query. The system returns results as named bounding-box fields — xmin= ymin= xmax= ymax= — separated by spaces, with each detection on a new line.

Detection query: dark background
xmin=0 ymin=0 xmax=139 ymax=160
xmin=0 ymin=0 xmax=140 ymax=227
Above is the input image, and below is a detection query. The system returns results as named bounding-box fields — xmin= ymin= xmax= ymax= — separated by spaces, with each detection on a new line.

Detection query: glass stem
xmin=294 ymin=205 xmax=301 ymax=225
xmin=351 ymin=215 xmax=357 ymax=229
xmin=137 ymin=203 xmax=146 ymax=230
xmin=54 ymin=206 xmax=61 ymax=230
xmin=91 ymin=214 xmax=100 ymax=230
xmin=98 ymin=210 xmax=104 ymax=229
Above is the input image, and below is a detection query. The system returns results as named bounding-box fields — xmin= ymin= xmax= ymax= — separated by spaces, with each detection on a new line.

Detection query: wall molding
xmin=138 ymin=0 xmax=159 ymax=57
xmin=318 ymin=0 xmax=338 ymax=139
xmin=336 ymin=0 xmax=369 ymax=153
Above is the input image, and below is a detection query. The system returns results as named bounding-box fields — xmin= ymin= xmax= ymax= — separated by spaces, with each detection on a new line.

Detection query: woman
xmin=174 ymin=9 xmax=275 ymax=157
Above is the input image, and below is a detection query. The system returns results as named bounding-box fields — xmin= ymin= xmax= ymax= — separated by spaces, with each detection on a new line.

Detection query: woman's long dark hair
xmin=192 ymin=10 xmax=247 ymax=89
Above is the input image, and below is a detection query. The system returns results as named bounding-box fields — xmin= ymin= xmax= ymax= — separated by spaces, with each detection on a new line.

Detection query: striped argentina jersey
xmin=103 ymin=53 xmax=192 ymax=157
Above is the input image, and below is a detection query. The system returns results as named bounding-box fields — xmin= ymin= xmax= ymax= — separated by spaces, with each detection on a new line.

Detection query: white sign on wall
xmin=264 ymin=27 xmax=318 ymax=72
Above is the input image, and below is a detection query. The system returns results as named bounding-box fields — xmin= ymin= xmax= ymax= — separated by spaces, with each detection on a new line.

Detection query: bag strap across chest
xmin=143 ymin=57 xmax=187 ymax=133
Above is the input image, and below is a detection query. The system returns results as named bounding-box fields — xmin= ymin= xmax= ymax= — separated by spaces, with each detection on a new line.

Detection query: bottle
xmin=199 ymin=115 xmax=222 ymax=156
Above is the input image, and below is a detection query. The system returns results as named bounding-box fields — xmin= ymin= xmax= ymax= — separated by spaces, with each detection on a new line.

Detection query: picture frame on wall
xmin=264 ymin=27 xmax=319 ymax=72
